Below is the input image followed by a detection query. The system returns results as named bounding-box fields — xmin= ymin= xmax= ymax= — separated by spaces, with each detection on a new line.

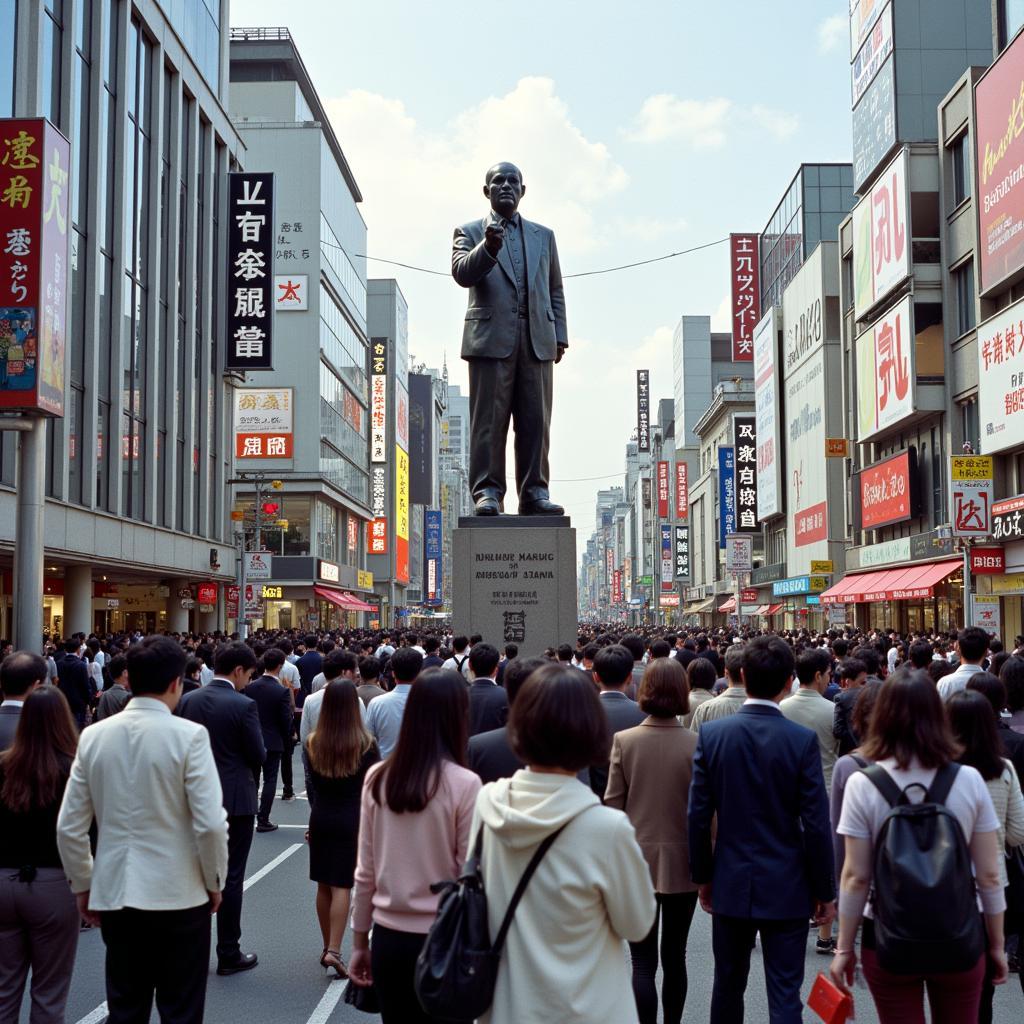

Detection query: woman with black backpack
xmin=830 ymin=669 xmax=1008 ymax=1022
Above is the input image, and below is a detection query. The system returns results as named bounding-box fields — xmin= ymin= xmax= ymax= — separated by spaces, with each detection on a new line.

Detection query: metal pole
xmin=238 ymin=530 xmax=248 ymax=641
xmin=13 ymin=417 xmax=45 ymax=651
xmin=962 ymin=541 xmax=972 ymax=628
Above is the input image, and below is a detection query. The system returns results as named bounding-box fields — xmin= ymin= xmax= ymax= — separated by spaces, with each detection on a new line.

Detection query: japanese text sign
xmin=754 ymin=307 xmax=782 ymax=519
xmin=856 ymin=294 xmax=915 ymax=441
xmin=718 ymin=446 xmax=736 ymax=550
xmin=730 ymin=233 xmax=760 ymax=362
xmin=612 ymin=569 xmax=623 ymax=605
xmin=676 ymin=461 xmax=688 ymax=521
xmin=367 ymin=517 xmax=388 ymax=555
xmin=233 ymin=386 xmax=293 ymax=459
xmin=849 ymin=0 xmax=886 ymax=60
xmin=674 ymin=525 xmax=690 ymax=582
xmin=424 ymin=508 xmax=443 ymax=606
xmin=395 ymin=446 xmax=410 ymax=583
xmin=636 ymin=369 xmax=650 ymax=452
xmin=859 ymin=449 xmax=916 ymax=530
xmin=852 ymin=2 xmax=893 ymax=107
xmin=370 ymin=336 xmax=388 ymax=464
xmin=0 ymin=118 xmax=69 ymax=415
xmin=225 ymin=172 xmax=274 ymax=370
xmin=951 ymin=455 xmax=993 ymax=538
xmin=657 ymin=461 xmax=669 ymax=519
xmin=274 ymin=273 xmax=307 ymax=310
xmin=725 ymin=533 xmax=753 ymax=574
xmin=993 ymin=495 xmax=1024 ymax=542
xmin=733 ymin=415 xmax=758 ymax=532
xmin=978 ymin=297 xmax=1024 ymax=454
xmin=971 ymin=595 xmax=1002 ymax=639
xmin=660 ymin=524 xmax=674 ymax=591
xmin=970 ymin=547 xmax=1005 ymax=574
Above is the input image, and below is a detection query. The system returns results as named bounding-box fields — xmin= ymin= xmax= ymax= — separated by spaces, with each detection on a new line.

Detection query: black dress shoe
xmin=474 ymin=496 xmax=500 ymax=516
xmin=255 ymin=821 xmax=278 ymax=833
xmin=519 ymin=498 xmax=564 ymax=516
xmin=217 ymin=952 xmax=258 ymax=976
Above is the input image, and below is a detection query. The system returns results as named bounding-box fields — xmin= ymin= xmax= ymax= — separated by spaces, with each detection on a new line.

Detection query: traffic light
xmin=261 ymin=501 xmax=280 ymax=516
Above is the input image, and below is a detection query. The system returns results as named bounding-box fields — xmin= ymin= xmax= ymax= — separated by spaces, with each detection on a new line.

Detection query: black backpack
xmin=414 ymin=821 xmax=569 ymax=1020
xmin=862 ymin=762 xmax=984 ymax=975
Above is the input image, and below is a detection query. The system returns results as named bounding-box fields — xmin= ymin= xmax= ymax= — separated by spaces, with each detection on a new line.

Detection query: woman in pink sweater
xmin=348 ymin=669 xmax=480 ymax=1023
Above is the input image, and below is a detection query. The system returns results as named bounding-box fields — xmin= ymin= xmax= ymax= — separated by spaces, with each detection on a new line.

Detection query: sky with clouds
xmin=232 ymin=0 xmax=854 ymax=542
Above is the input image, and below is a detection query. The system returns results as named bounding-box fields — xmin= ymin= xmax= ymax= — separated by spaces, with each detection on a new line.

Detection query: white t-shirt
xmin=442 ymin=654 xmax=471 ymax=679
xmin=838 ymin=756 xmax=999 ymax=917
xmin=311 ymin=671 xmax=327 ymax=693
xmin=279 ymin=660 xmax=300 ymax=691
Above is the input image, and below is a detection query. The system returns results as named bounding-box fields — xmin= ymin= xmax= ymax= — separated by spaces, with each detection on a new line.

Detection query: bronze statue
xmin=451 ymin=162 xmax=567 ymax=516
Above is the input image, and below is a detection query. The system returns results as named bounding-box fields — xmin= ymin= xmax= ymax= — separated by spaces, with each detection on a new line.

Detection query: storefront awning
xmin=684 ymin=598 xmax=716 ymax=614
xmin=819 ymin=560 xmax=961 ymax=604
xmin=765 ymin=603 xmax=784 ymax=615
xmin=338 ymin=592 xmax=376 ymax=612
xmin=313 ymin=585 xmax=349 ymax=609
xmin=718 ymin=597 xmax=736 ymax=613
xmin=754 ymin=604 xmax=769 ymax=615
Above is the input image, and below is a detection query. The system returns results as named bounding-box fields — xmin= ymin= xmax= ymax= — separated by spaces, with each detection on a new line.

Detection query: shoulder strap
xmin=850 ymin=754 xmax=868 ymax=769
xmin=861 ymin=763 xmax=904 ymax=808
xmin=454 ymin=655 xmax=467 ymax=670
xmin=926 ymin=762 xmax=960 ymax=805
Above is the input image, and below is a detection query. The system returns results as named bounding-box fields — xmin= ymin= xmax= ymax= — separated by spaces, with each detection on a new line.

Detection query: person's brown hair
xmin=307 ymin=680 xmax=374 ymax=779
xmin=510 ymin=664 xmax=609 ymax=772
xmin=0 ymin=687 xmax=78 ymax=813
xmin=851 ymin=679 xmax=883 ymax=742
xmin=860 ymin=668 xmax=959 ymax=769
xmin=639 ymin=657 xmax=689 ymax=718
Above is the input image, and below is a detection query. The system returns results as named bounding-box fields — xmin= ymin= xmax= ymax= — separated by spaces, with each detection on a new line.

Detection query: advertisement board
xmin=851 ymin=2 xmax=893 ymax=107
xmin=972 ymin=595 xmax=1002 ymax=638
xmin=858 ymin=448 xmax=918 ymax=530
xmin=726 ymin=533 xmax=753 ymax=574
xmin=753 ymin=307 xmax=782 ymax=519
xmin=244 ymin=551 xmax=272 ymax=580
xmin=424 ymin=508 xmax=443 ymax=605
xmin=369 ymin=464 xmax=387 ymax=555
xmin=950 ymin=455 xmax=993 ymax=538
xmin=273 ymin=274 xmax=307 ymax=310
xmin=971 ymin=547 xmax=1006 ymax=574
xmin=978 ymin=297 xmax=1024 ymax=454
xmin=674 ymin=525 xmax=690 ymax=582
xmin=395 ymin=380 xmax=409 ymax=452
xmin=852 ymin=53 xmax=896 ymax=192
xmin=856 ymin=295 xmax=915 ymax=441
xmin=225 ymin=172 xmax=274 ymax=370
xmin=660 ymin=524 xmax=673 ymax=591
xmin=718 ymin=446 xmax=736 ymax=549
xmin=852 ymin=148 xmax=909 ymax=319
xmin=408 ymin=373 xmax=434 ymax=505
xmin=849 ymin=0 xmax=887 ymax=60
xmin=729 ymin=233 xmax=760 ymax=361
xmin=612 ymin=569 xmax=623 ymax=605
xmin=0 ymin=118 xmax=70 ymax=415
xmin=993 ymin=494 xmax=1024 ymax=542
xmin=675 ymin=461 xmax=688 ymax=520
xmin=733 ymin=416 xmax=758 ymax=531
xmin=370 ymin=338 xmax=388 ymax=463
xmin=233 ymin=387 xmax=293 ymax=459
xmin=395 ymin=446 xmax=410 ymax=584
xmin=975 ymin=28 xmax=1024 ymax=294
xmin=636 ymin=369 xmax=650 ymax=452
xmin=657 ymin=461 xmax=669 ymax=519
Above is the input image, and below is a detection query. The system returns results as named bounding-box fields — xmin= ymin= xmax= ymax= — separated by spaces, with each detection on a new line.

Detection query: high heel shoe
xmin=321 ymin=949 xmax=348 ymax=979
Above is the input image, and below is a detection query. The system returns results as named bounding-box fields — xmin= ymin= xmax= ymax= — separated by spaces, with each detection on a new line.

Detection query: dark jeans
xmin=710 ymin=915 xmax=808 ymax=1024
xmin=281 ymin=734 xmax=295 ymax=796
xmin=253 ymin=750 xmax=281 ymax=824
xmin=218 ymin=815 xmax=254 ymax=961
xmin=101 ymin=904 xmax=210 ymax=1024
xmin=629 ymin=891 xmax=699 ymax=1024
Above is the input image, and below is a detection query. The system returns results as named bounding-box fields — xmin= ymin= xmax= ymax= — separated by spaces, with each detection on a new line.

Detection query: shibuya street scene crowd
xmin=0 ymin=623 xmax=1023 ymax=1023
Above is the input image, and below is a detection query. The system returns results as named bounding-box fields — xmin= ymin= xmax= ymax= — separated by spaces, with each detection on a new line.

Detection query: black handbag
xmin=1007 ymin=842 xmax=1024 ymax=915
xmin=343 ymin=977 xmax=381 ymax=1015
xmin=414 ymin=821 xmax=569 ymax=1020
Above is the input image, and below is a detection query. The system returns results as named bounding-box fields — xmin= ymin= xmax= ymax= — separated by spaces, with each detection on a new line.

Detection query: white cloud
xmin=752 ymin=105 xmax=799 ymax=141
xmin=817 ymin=13 xmax=847 ymax=54
xmin=625 ymin=94 xmax=732 ymax=148
xmin=710 ymin=293 xmax=731 ymax=334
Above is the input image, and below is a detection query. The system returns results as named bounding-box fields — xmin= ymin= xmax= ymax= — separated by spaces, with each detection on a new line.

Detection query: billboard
xmin=976 ymin=29 xmax=1024 ymax=294
xmin=233 ymin=387 xmax=293 ymax=459
xmin=675 ymin=461 xmax=689 ymax=520
xmin=729 ymin=233 xmax=760 ymax=361
xmin=273 ymin=274 xmax=307 ymax=310
xmin=636 ymin=369 xmax=650 ymax=452
xmin=754 ymin=307 xmax=782 ymax=519
xmin=852 ymin=148 xmax=909 ymax=319
xmin=408 ymin=373 xmax=434 ymax=505
xmin=660 ymin=524 xmax=673 ymax=592
xmin=370 ymin=337 xmax=387 ymax=463
xmin=858 ymin=448 xmax=919 ymax=530
xmin=852 ymin=53 xmax=896 ymax=192
xmin=718 ymin=446 xmax=736 ymax=549
xmin=978 ymin=296 xmax=1024 ymax=454
xmin=674 ymin=525 xmax=690 ymax=582
xmin=849 ymin=0 xmax=887 ymax=60
xmin=225 ymin=172 xmax=274 ymax=371
xmin=369 ymin=465 xmax=387 ymax=554
xmin=395 ymin=446 xmax=410 ymax=584
xmin=657 ymin=461 xmax=669 ymax=519
xmin=424 ymin=508 xmax=442 ymax=606
xmin=0 ymin=119 xmax=70 ymax=415
xmin=733 ymin=416 xmax=758 ymax=531
xmin=851 ymin=2 xmax=893 ymax=107
xmin=856 ymin=294 xmax=915 ymax=441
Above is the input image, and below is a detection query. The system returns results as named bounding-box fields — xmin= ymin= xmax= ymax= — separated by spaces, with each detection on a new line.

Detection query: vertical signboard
xmin=612 ymin=569 xmax=623 ymax=606
xmin=975 ymin=29 xmax=1024 ymax=294
xmin=0 ymin=119 xmax=70 ymax=415
xmin=636 ymin=369 xmax=650 ymax=452
xmin=978 ymin=297 xmax=1024 ymax=453
xmin=233 ymin=387 xmax=293 ymax=459
xmin=856 ymin=294 xmax=915 ymax=440
xmin=730 ymin=233 xmax=760 ymax=361
xmin=849 ymin=0 xmax=887 ymax=59
xmin=369 ymin=465 xmax=387 ymax=554
xmin=852 ymin=148 xmax=910 ymax=318
xmin=972 ymin=595 xmax=1002 ymax=638
xmin=852 ymin=53 xmax=896 ymax=192
xmin=225 ymin=172 xmax=274 ymax=371
xmin=674 ymin=524 xmax=691 ymax=582
xmin=733 ymin=416 xmax=758 ymax=531
xmin=754 ymin=307 xmax=782 ymax=519
xmin=423 ymin=508 xmax=443 ymax=606
xmin=408 ymin=373 xmax=434 ymax=505
xmin=718 ymin=446 xmax=736 ymax=549
xmin=657 ymin=461 xmax=669 ymax=519
xmin=675 ymin=461 xmax=688 ymax=520
xmin=370 ymin=337 xmax=388 ymax=463
xmin=660 ymin=523 xmax=673 ymax=592
xmin=950 ymin=455 xmax=994 ymax=538
xmin=851 ymin=3 xmax=893 ymax=107
xmin=395 ymin=446 xmax=410 ymax=584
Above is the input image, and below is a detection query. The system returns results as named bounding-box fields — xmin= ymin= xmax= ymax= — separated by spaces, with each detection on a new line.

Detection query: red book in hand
xmin=807 ymin=972 xmax=854 ymax=1024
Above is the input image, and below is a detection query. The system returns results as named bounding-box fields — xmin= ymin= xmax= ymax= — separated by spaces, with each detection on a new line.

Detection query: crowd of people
xmin=0 ymin=621 xmax=1023 ymax=1022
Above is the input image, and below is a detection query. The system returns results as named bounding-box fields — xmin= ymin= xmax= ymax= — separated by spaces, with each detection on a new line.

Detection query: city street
xmin=47 ymin=750 xmax=1024 ymax=1024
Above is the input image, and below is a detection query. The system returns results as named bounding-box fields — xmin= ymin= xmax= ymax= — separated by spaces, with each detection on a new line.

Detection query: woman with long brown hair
xmin=306 ymin=678 xmax=379 ymax=978
xmin=0 ymin=685 xmax=80 ymax=1024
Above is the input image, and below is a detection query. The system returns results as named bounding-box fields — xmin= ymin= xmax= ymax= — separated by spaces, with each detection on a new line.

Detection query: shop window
xmin=954 ymin=261 xmax=976 ymax=336
xmin=950 ymin=133 xmax=971 ymax=208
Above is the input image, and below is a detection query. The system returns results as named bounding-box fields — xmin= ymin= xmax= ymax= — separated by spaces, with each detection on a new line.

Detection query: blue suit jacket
xmin=687 ymin=703 xmax=835 ymax=919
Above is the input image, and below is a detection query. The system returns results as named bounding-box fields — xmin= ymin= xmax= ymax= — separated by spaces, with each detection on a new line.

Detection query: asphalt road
xmin=46 ymin=747 xmax=1024 ymax=1024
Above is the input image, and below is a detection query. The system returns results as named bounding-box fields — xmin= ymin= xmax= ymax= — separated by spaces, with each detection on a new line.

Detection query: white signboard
xmin=950 ymin=455 xmax=994 ymax=538
xmin=850 ymin=0 xmax=886 ymax=60
xmin=244 ymin=551 xmax=272 ymax=580
xmin=856 ymin=295 xmax=915 ymax=441
xmin=273 ymin=274 xmax=308 ymax=310
xmin=232 ymin=387 xmax=293 ymax=434
xmin=725 ymin=533 xmax=753 ymax=574
xmin=828 ymin=604 xmax=850 ymax=627
xmin=851 ymin=2 xmax=893 ymax=107
xmin=852 ymin=149 xmax=910 ymax=319
xmin=754 ymin=307 xmax=782 ymax=519
xmin=978 ymin=296 xmax=1024 ymax=455
xmin=972 ymin=595 xmax=1002 ymax=639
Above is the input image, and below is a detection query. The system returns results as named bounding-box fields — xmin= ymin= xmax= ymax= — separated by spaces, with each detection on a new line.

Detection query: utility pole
xmin=4 ymin=417 xmax=43 ymax=651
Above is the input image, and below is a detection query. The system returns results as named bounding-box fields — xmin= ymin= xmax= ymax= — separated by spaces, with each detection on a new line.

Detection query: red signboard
xmin=730 ymin=233 xmax=761 ymax=362
xmin=0 ymin=119 xmax=70 ymax=415
xmin=860 ymin=451 xmax=914 ymax=530
xmin=657 ymin=461 xmax=669 ymax=519
xmin=675 ymin=461 xmax=688 ymax=520
xmin=612 ymin=569 xmax=622 ymax=605
xmin=741 ymin=588 xmax=758 ymax=603
xmin=396 ymin=535 xmax=409 ymax=585
xmin=794 ymin=500 xmax=828 ymax=547
xmin=367 ymin=517 xmax=388 ymax=555
xmin=976 ymin=31 xmax=1024 ymax=293
xmin=197 ymin=583 xmax=218 ymax=605
xmin=970 ymin=547 xmax=1006 ymax=574
xmin=225 ymin=584 xmax=239 ymax=618
xmin=234 ymin=432 xmax=293 ymax=459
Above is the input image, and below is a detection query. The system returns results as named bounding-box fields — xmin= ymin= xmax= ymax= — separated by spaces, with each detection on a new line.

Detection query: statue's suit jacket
xmin=451 ymin=215 xmax=568 ymax=362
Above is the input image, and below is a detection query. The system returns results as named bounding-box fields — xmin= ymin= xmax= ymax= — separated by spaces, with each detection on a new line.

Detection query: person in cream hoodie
xmin=473 ymin=664 xmax=656 ymax=1024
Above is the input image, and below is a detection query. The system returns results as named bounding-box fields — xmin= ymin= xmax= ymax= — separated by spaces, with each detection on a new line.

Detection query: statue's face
xmin=483 ymin=163 xmax=525 ymax=217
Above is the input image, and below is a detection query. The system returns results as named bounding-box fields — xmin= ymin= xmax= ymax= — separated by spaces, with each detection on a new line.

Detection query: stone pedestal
xmin=452 ymin=517 xmax=577 ymax=656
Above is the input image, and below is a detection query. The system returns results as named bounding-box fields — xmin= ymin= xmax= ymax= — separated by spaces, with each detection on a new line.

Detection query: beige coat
xmin=605 ymin=717 xmax=698 ymax=894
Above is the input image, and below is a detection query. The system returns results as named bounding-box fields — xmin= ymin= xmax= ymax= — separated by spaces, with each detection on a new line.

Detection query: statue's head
xmin=483 ymin=162 xmax=525 ymax=218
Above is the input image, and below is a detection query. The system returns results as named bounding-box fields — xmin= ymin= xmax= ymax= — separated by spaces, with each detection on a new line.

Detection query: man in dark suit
xmin=452 ymin=162 xmax=567 ymax=516
xmin=467 ymin=643 xmax=509 ymax=736
xmin=0 ymin=651 xmax=46 ymax=750
xmin=55 ymin=639 xmax=92 ymax=728
xmin=688 ymin=635 xmax=835 ymax=1024
xmin=243 ymin=648 xmax=293 ymax=833
xmin=179 ymin=641 xmax=265 ymax=976
xmin=295 ymin=634 xmax=322 ymax=706
xmin=590 ymin=644 xmax=646 ymax=797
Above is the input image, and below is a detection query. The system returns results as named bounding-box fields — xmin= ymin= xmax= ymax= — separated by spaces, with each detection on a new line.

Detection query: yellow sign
xmin=261 ymin=585 xmax=283 ymax=599
xmin=810 ymin=560 xmax=834 ymax=575
xmin=951 ymin=455 xmax=994 ymax=481
xmin=825 ymin=438 xmax=850 ymax=458
xmin=357 ymin=569 xmax=374 ymax=589
xmin=809 ymin=575 xmax=830 ymax=592
xmin=230 ymin=510 xmax=244 ymax=521
xmin=990 ymin=573 xmax=1024 ymax=595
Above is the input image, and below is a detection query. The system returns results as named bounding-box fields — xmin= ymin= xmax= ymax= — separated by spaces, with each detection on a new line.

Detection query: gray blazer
xmin=0 ymin=704 xmax=21 ymax=751
xmin=451 ymin=214 xmax=567 ymax=362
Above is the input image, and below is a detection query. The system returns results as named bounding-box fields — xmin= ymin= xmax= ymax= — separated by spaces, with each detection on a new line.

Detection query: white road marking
xmin=74 ymin=1004 xmax=108 ymax=1024
xmin=242 ymin=843 xmax=303 ymax=890
xmin=305 ymin=978 xmax=349 ymax=1024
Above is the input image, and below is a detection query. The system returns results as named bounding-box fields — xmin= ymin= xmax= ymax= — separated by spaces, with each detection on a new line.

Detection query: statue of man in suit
xmin=452 ymin=162 xmax=567 ymax=516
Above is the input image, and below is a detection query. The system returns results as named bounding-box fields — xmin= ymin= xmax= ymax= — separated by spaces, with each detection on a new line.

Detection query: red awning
xmin=313 ymin=586 xmax=349 ymax=609
xmin=338 ymin=593 xmax=376 ymax=612
xmin=765 ymin=603 xmax=784 ymax=615
xmin=819 ymin=560 xmax=961 ymax=604
xmin=754 ymin=604 xmax=769 ymax=615
xmin=718 ymin=597 xmax=736 ymax=612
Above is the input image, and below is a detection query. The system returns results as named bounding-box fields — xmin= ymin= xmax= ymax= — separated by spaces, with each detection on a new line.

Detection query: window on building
xmin=42 ymin=1 xmax=63 ymax=128
xmin=955 ymin=261 xmax=976 ymax=335
xmin=951 ymin=133 xmax=971 ymax=208
xmin=316 ymin=501 xmax=339 ymax=563
xmin=0 ymin=0 xmax=14 ymax=116
xmin=961 ymin=399 xmax=980 ymax=456
xmin=1001 ymin=0 xmax=1024 ymax=50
